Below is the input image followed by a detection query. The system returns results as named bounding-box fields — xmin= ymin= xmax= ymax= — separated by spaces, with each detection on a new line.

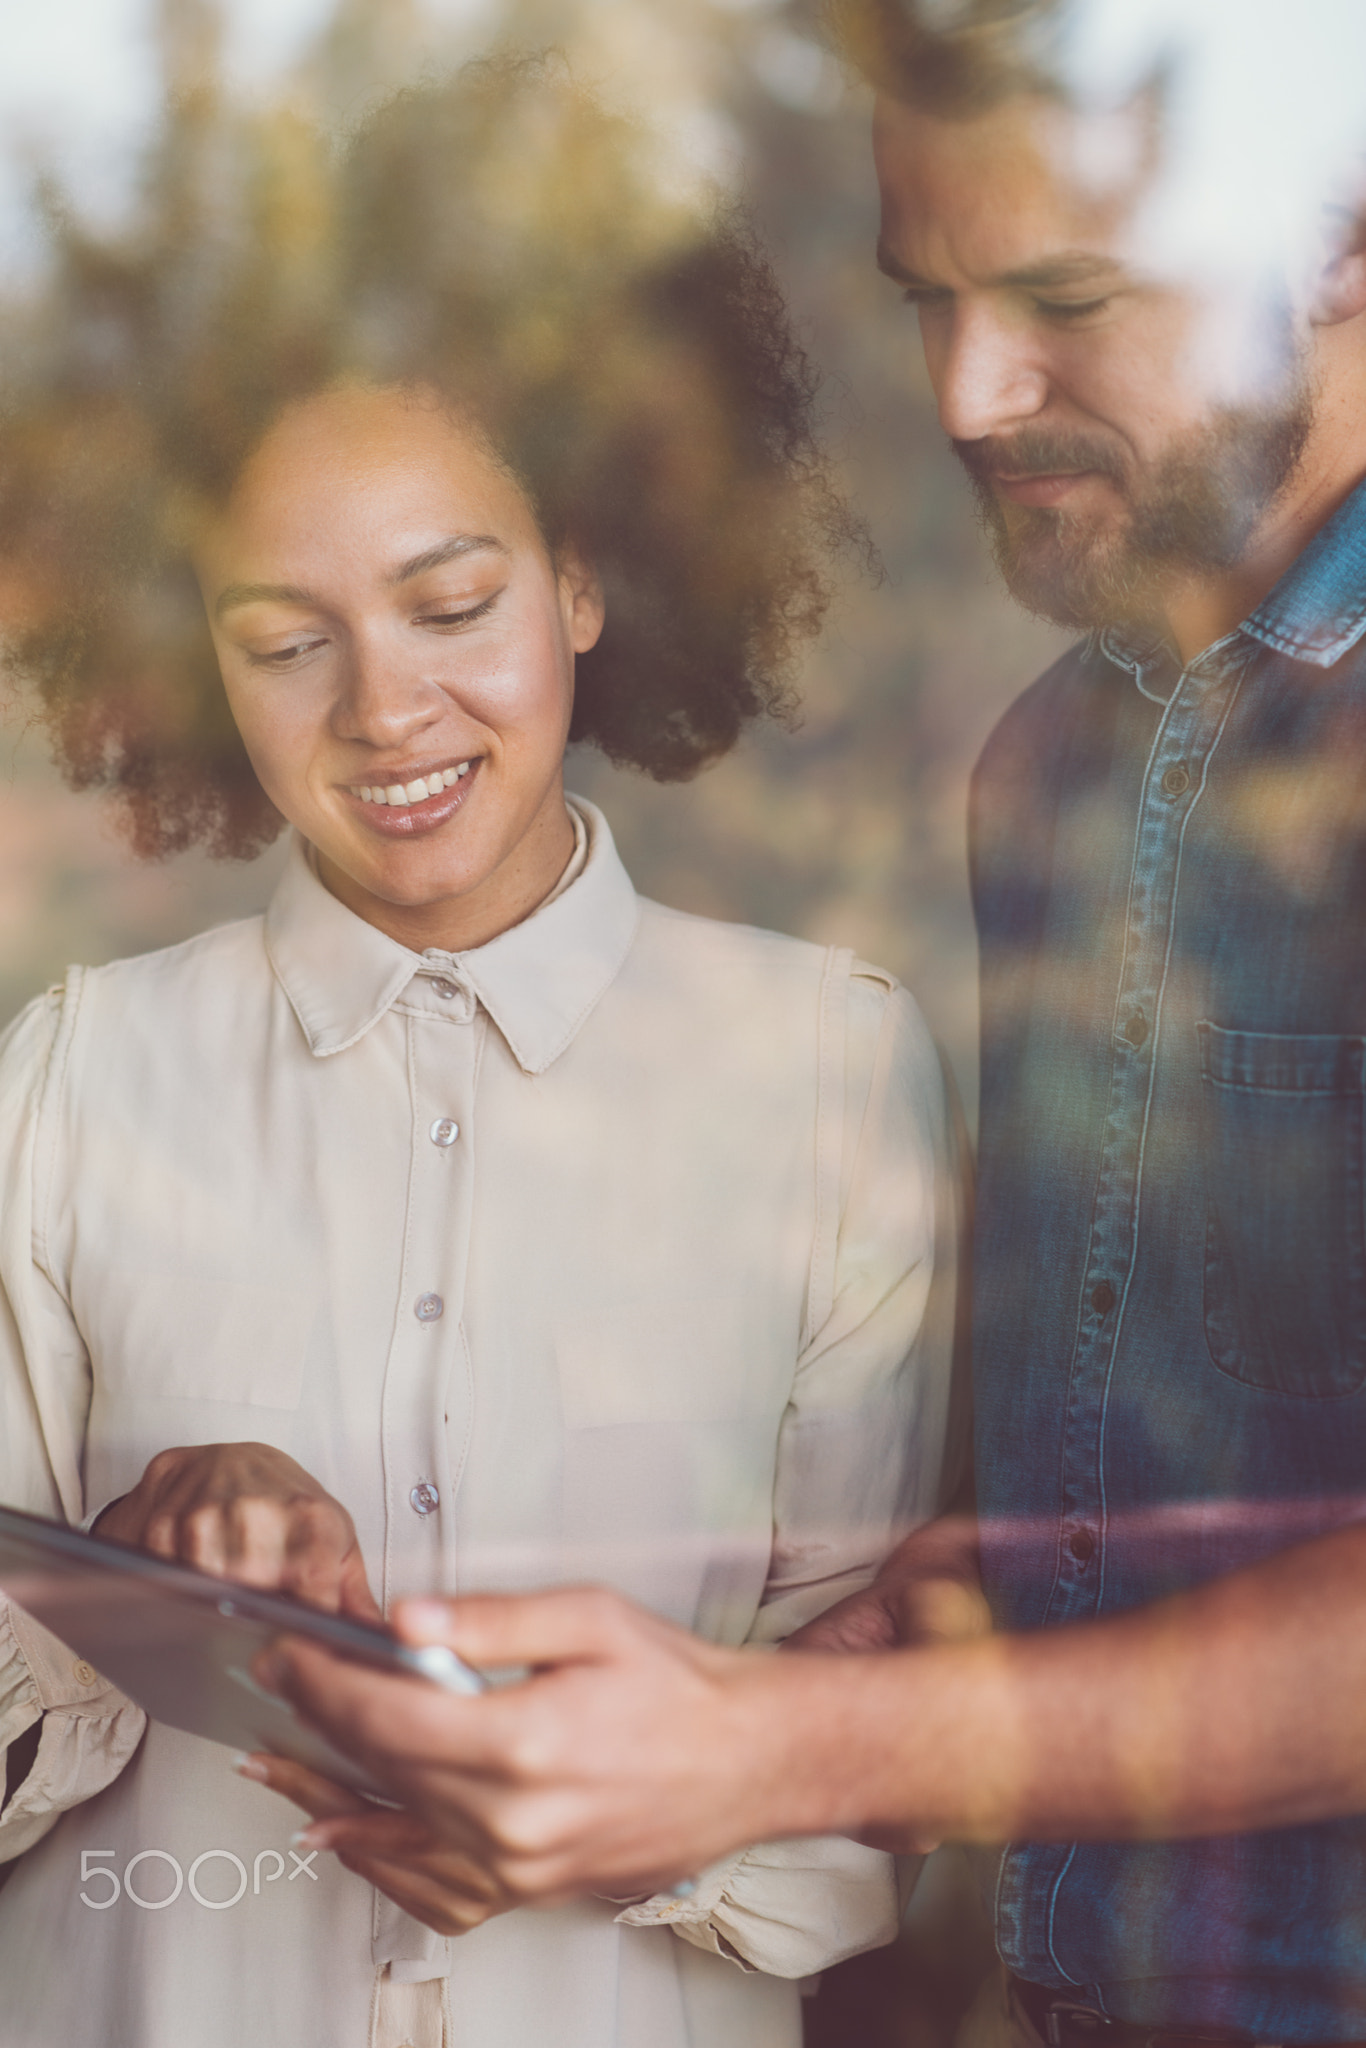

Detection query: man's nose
xmin=331 ymin=637 xmax=445 ymax=748
xmin=927 ymin=302 xmax=1050 ymax=444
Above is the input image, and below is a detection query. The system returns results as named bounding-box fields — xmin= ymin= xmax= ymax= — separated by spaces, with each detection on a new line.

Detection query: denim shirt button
xmin=1068 ymin=1529 xmax=1095 ymax=1564
xmin=1161 ymin=763 xmax=1191 ymax=797
xmin=1123 ymin=1011 xmax=1148 ymax=1048
xmin=1091 ymin=1280 xmax=1116 ymax=1316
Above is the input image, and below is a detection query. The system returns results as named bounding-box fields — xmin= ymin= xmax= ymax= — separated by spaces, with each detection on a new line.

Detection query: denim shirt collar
xmin=1243 ymin=469 xmax=1366 ymax=668
xmin=1098 ymin=468 xmax=1366 ymax=685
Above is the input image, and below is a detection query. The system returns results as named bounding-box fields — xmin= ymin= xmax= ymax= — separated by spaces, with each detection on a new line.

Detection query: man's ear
xmin=557 ymin=543 xmax=606 ymax=655
xmin=1310 ymin=200 xmax=1366 ymax=326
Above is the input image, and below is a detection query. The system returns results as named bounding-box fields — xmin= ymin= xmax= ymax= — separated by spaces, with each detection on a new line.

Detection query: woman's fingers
xmin=234 ymin=1750 xmax=511 ymax=1938
xmin=96 ymin=1443 xmax=380 ymax=1614
xmin=337 ymin=1550 xmax=386 ymax=1621
xmin=332 ymin=1852 xmax=502 ymax=1935
xmin=301 ymin=1814 xmax=502 ymax=1898
xmin=235 ymin=1751 xmax=370 ymax=1821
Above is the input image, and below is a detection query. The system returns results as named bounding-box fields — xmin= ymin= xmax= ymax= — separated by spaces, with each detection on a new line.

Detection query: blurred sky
xmin=0 ymin=0 xmax=316 ymax=258
xmin=0 ymin=0 xmax=526 ymax=273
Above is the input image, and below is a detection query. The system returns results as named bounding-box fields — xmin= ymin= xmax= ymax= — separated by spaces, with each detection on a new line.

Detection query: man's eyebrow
xmin=386 ymin=534 xmax=509 ymax=584
xmin=876 ymin=242 xmax=939 ymax=289
xmin=875 ymin=243 xmax=1125 ymax=292
xmin=995 ymin=254 xmax=1125 ymax=290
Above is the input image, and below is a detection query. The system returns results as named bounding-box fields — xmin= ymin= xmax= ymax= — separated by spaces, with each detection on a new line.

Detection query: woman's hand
xmin=236 ymin=1752 xmax=514 ymax=1936
xmin=783 ymin=1514 xmax=990 ymax=1656
xmin=94 ymin=1443 xmax=380 ymax=1618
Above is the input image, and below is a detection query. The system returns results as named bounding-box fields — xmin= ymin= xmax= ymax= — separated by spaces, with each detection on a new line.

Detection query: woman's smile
xmin=196 ymin=383 xmax=604 ymax=951
xmin=342 ymin=756 xmax=481 ymax=837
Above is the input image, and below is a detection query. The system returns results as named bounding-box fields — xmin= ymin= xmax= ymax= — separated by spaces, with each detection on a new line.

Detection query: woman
xmin=0 ymin=61 xmax=962 ymax=2048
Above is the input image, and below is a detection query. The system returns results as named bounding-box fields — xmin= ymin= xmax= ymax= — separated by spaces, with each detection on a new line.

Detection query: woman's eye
xmin=246 ymin=638 xmax=328 ymax=670
xmin=418 ymin=593 xmax=500 ymax=631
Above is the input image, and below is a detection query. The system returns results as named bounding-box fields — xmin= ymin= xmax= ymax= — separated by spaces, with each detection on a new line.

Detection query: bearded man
xmin=262 ymin=6 xmax=1366 ymax=2042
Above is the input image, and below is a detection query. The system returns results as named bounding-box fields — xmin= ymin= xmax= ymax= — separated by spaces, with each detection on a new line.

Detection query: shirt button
xmin=1091 ymin=1280 xmax=1116 ymax=1316
xmin=429 ymin=1118 xmax=460 ymax=1147
xmin=431 ymin=978 xmax=459 ymax=1001
xmin=1161 ymin=764 xmax=1191 ymax=797
xmin=1068 ymin=1530 xmax=1095 ymax=1565
xmin=414 ymin=1293 xmax=444 ymax=1323
xmin=1123 ymin=1010 xmax=1148 ymax=1048
xmin=409 ymin=1483 xmax=440 ymax=1517
xmin=73 ymin=1660 xmax=97 ymax=1685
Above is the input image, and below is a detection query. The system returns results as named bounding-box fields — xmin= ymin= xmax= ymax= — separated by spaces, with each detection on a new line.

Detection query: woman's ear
xmin=1309 ymin=198 xmax=1366 ymax=327
xmin=557 ymin=545 xmax=606 ymax=655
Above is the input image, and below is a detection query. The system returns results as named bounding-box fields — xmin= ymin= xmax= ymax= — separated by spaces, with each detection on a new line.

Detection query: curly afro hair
xmin=0 ymin=56 xmax=865 ymax=859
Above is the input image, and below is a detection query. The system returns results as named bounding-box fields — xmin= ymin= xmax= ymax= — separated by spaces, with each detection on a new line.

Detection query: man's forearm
xmin=787 ymin=1521 xmax=1366 ymax=1846
xmin=264 ymin=1522 xmax=1366 ymax=1904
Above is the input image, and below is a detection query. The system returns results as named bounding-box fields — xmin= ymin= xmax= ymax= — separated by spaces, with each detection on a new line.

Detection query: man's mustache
xmin=953 ymin=431 xmax=1128 ymax=492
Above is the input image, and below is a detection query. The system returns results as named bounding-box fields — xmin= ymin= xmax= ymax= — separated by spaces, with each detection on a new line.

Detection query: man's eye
xmin=1036 ymin=296 xmax=1112 ymax=321
xmin=418 ymin=594 xmax=499 ymax=630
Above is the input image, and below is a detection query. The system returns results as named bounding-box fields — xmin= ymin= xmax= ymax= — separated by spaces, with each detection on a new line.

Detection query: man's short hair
xmin=828 ymin=0 xmax=1066 ymax=114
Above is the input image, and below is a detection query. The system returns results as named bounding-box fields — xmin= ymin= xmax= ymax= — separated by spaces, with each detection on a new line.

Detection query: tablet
xmin=0 ymin=1504 xmax=485 ymax=1799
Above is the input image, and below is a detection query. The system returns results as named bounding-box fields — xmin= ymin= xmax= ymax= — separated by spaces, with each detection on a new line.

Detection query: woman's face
xmin=197 ymin=383 xmax=604 ymax=951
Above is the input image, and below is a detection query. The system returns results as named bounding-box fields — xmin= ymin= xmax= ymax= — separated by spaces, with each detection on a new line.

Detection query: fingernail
xmin=395 ymin=1599 xmax=448 ymax=1639
xmin=232 ymin=1754 xmax=269 ymax=1781
xmin=290 ymin=1828 xmax=321 ymax=1850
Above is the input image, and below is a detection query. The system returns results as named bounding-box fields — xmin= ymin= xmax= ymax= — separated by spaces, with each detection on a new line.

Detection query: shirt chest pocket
xmin=1198 ymin=1021 xmax=1366 ymax=1398
xmin=89 ymin=1273 xmax=319 ymax=1412
xmin=555 ymin=1298 xmax=782 ymax=1429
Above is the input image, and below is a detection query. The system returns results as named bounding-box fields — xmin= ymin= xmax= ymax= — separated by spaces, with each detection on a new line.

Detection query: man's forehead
xmin=873 ymin=90 xmax=1146 ymax=287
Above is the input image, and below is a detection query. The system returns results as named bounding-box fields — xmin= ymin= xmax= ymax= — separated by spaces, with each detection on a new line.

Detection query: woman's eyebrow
xmin=214 ymin=579 xmax=314 ymax=619
xmin=213 ymin=537 xmax=510 ymax=619
xmin=387 ymin=534 xmax=509 ymax=583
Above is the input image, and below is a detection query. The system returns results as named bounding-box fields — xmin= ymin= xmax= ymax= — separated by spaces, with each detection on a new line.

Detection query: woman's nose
xmin=927 ymin=301 xmax=1051 ymax=445
xmin=330 ymin=639 xmax=445 ymax=749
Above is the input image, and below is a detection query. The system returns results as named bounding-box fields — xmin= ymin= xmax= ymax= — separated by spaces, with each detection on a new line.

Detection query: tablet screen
xmin=0 ymin=1505 xmax=484 ymax=1799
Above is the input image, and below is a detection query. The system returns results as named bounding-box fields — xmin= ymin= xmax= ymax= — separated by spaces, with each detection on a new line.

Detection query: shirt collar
xmin=1098 ymin=469 xmax=1366 ymax=686
xmin=1242 ymin=470 xmax=1366 ymax=668
xmin=264 ymin=796 xmax=640 ymax=1072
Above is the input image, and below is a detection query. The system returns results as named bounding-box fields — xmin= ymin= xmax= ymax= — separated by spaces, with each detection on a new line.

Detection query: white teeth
xmin=353 ymin=764 xmax=474 ymax=806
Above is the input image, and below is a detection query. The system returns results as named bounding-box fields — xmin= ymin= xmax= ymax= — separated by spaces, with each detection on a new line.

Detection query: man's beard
xmin=955 ymin=383 xmax=1315 ymax=633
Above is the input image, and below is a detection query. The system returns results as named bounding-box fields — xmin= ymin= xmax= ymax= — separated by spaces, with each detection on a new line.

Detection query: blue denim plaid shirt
xmin=971 ymin=473 xmax=1366 ymax=2039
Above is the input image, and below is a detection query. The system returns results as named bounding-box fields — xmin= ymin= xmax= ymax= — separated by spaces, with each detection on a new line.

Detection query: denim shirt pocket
xmin=1198 ymin=1022 xmax=1366 ymax=1397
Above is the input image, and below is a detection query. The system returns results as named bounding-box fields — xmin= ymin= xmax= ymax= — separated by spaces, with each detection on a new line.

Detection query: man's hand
xmin=255 ymin=1586 xmax=833 ymax=1904
xmin=96 ymin=1444 xmax=380 ymax=1618
xmin=785 ymin=1514 xmax=990 ymax=1655
xmin=236 ymin=1752 xmax=513 ymax=1936
xmin=249 ymin=1523 xmax=1366 ymax=1891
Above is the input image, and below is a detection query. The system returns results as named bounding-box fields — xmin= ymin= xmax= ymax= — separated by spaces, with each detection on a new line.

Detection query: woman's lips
xmin=343 ymin=758 xmax=482 ymax=837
